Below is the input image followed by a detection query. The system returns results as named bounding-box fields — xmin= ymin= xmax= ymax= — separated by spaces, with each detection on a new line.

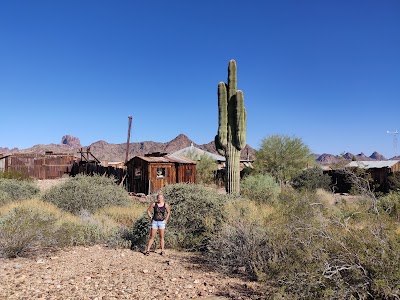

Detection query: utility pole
xmin=387 ymin=129 xmax=399 ymax=158
xmin=125 ymin=116 xmax=133 ymax=163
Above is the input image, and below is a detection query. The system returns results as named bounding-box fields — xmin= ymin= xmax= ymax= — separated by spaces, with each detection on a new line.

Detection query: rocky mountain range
xmin=2 ymin=135 xmax=399 ymax=164
xmin=0 ymin=134 xmax=256 ymax=162
xmin=316 ymin=151 xmax=400 ymax=165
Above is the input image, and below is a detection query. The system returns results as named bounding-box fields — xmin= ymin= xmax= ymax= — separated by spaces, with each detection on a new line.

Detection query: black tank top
xmin=153 ymin=203 xmax=166 ymax=221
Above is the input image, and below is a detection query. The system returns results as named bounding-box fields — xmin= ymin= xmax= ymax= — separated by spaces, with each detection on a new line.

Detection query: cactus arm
xmin=228 ymin=59 xmax=237 ymax=99
xmin=234 ymin=90 xmax=246 ymax=150
xmin=214 ymin=135 xmax=225 ymax=156
xmin=218 ymin=82 xmax=228 ymax=147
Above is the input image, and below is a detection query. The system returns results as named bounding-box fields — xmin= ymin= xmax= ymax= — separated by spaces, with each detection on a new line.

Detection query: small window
xmin=185 ymin=169 xmax=192 ymax=177
xmin=134 ymin=167 xmax=141 ymax=178
xmin=156 ymin=167 xmax=166 ymax=178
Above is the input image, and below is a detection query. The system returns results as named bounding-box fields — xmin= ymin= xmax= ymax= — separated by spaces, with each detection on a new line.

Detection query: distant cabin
xmin=125 ymin=152 xmax=196 ymax=195
xmin=0 ymin=152 xmax=76 ymax=179
xmin=345 ymin=160 xmax=400 ymax=192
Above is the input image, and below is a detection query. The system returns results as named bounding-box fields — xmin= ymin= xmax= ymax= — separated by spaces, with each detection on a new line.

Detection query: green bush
xmin=41 ymin=174 xmax=130 ymax=214
xmin=379 ymin=192 xmax=400 ymax=221
xmin=0 ymin=200 xmax=126 ymax=258
xmin=0 ymin=170 xmax=31 ymax=181
xmin=0 ymin=206 xmax=57 ymax=257
xmin=387 ymin=172 xmax=400 ymax=192
xmin=240 ymin=173 xmax=280 ymax=202
xmin=0 ymin=178 xmax=39 ymax=206
xmin=291 ymin=167 xmax=332 ymax=191
xmin=130 ymin=183 xmax=227 ymax=252
xmin=207 ymin=191 xmax=400 ymax=299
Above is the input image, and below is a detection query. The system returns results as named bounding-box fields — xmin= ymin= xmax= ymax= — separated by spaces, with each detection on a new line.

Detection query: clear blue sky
xmin=1 ymin=1 xmax=399 ymax=158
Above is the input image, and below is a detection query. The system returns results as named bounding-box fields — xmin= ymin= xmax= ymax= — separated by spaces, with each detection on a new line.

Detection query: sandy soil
xmin=0 ymin=246 xmax=265 ymax=300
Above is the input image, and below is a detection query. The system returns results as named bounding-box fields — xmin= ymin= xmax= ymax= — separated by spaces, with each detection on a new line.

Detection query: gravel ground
xmin=0 ymin=246 xmax=266 ymax=300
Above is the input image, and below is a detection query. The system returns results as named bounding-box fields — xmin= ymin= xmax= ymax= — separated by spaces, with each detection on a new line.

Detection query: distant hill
xmin=1 ymin=135 xmax=395 ymax=164
xmin=0 ymin=134 xmax=256 ymax=162
xmin=316 ymin=151 xmax=388 ymax=165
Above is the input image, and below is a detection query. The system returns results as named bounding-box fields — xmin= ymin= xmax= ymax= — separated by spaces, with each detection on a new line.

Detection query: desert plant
xmin=0 ymin=205 xmax=57 ymax=257
xmin=215 ymin=59 xmax=246 ymax=194
xmin=0 ymin=170 xmax=31 ymax=181
xmin=387 ymin=172 xmax=400 ymax=192
xmin=240 ymin=173 xmax=280 ymax=202
xmin=0 ymin=199 xmax=126 ymax=257
xmin=183 ymin=150 xmax=218 ymax=185
xmin=379 ymin=192 xmax=400 ymax=221
xmin=207 ymin=191 xmax=400 ymax=299
xmin=95 ymin=203 xmax=147 ymax=227
xmin=0 ymin=178 xmax=39 ymax=206
xmin=41 ymin=174 xmax=130 ymax=214
xmin=254 ymin=134 xmax=313 ymax=185
xmin=292 ymin=167 xmax=332 ymax=191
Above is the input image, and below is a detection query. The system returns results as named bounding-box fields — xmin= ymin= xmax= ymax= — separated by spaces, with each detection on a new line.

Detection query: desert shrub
xmin=208 ymin=191 xmax=400 ymax=299
xmin=0 ymin=205 xmax=57 ymax=257
xmin=0 ymin=199 xmax=125 ymax=257
xmin=0 ymin=170 xmax=31 ymax=181
xmin=41 ymin=174 xmax=130 ymax=214
xmin=387 ymin=172 xmax=400 ymax=192
xmin=95 ymin=202 xmax=147 ymax=227
xmin=0 ymin=178 xmax=39 ymax=206
xmin=291 ymin=167 xmax=332 ymax=191
xmin=240 ymin=173 xmax=280 ymax=202
xmin=207 ymin=199 xmax=276 ymax=280
xmin=379 ymin=192 xmax=400 ymax=221
xmin=130 ymin=183 xmax=227 ymax=251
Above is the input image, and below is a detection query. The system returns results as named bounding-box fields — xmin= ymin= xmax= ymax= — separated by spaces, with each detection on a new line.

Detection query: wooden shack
xmin=125 ymin=153 xmax=196 ymax=195
xmin=345 ymin=160 xmax=400 ymax=192
xmin=0 ymin=152 xmax=77 ymax=179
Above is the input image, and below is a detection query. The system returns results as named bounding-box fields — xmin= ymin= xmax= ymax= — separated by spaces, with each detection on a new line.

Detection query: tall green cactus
xmin=215 ymin=59 xmax=246 ymax=194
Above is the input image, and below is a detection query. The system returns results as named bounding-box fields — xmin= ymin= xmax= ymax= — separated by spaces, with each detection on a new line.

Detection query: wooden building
xmin=0 ymin=152 xmax=77 ymax=179
xmin=125 ymin=153 xmax=196 ymax=195
xmin=345 ymin=160 xmax=400 ymax=192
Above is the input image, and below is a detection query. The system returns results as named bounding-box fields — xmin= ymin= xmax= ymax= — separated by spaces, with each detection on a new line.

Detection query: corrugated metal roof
xmin=346 ymin=160 xmax=400 ymax=169
xmin=320 ymin=165 xmax=333 ymax=171
xmin=136 ymin=155 xmax=196 ymax=164
xmin=169 ymin=144 xmax=226 ymax=162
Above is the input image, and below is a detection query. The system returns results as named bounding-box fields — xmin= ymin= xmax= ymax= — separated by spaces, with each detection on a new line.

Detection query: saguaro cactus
xmin=215 ymin=59 xmax=246 ymax=194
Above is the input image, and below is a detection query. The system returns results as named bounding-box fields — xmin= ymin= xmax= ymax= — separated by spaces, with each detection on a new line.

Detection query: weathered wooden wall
xmin=0 ymin=153 xmax=76 ymax=179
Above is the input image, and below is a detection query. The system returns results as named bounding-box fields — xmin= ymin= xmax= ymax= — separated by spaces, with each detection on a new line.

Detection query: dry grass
xmin=95 ymin=203 xmax=147 ymax=227
xmin=225 ymin=199 xmax=275 ymax=225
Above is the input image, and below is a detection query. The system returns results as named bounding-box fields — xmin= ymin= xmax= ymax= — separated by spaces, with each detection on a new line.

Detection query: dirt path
xmin=0 ymin=246 xmax=265 ymax=300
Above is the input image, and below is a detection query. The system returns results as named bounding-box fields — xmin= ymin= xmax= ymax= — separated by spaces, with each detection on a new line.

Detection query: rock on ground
xmin=0 ymin=245 xmax=265 ymax=299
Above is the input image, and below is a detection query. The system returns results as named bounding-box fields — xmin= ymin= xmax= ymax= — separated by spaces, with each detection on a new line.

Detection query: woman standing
xmin=144 ymin=193 xmax=171 ymax=256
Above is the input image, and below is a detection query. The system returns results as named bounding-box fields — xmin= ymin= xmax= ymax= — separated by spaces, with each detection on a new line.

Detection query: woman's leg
xmin=146 ymin=228 xmax=158 ymax=253
xmin=158 ymin=228 xmax=165 ymax=252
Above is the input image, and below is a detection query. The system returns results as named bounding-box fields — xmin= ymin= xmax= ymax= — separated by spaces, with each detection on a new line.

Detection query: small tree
xmin=254 ymin=134 xmax=313 ymax=185
xmin=184 ymin=150 xmax=218 ymax=185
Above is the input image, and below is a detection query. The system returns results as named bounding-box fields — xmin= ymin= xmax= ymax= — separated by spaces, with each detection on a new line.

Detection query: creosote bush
xmin=131 ymin=183 xmax=226 ymax=251
xmin=0 ymin=178 xmax=39 ymax=206
xmin=207 ymin=190 xmax=400 ymax=299
xmin=240 ymin=173 xmax=280 ymax=202
xmin=41 ymin=174 xmax=130 ymax=214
